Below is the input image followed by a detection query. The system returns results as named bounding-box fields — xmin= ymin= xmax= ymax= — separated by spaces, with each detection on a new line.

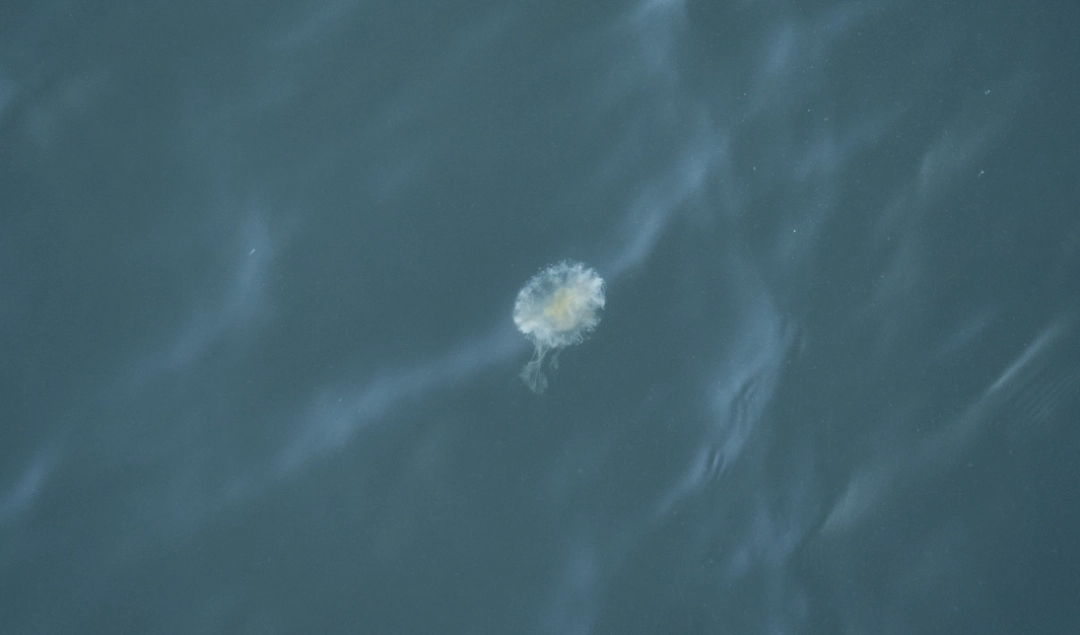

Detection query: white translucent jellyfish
xmin=513 ymin=261 xmax=605 ymax=393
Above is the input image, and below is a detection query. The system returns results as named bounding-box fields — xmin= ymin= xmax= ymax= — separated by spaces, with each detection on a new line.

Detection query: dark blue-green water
xmin=2 ymin=0 xmax=1079 ymax=633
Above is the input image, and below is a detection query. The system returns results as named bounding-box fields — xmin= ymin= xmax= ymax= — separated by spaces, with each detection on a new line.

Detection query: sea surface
xmin=2 ymin=0 xmax=1079 ymax=633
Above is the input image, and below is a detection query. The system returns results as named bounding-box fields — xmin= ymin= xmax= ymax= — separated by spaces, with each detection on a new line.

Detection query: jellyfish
xmin=513 ymin=261 xmax=605 ymax=393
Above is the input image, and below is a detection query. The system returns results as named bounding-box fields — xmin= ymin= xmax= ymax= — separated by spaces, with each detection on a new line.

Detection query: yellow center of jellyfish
xmin=542 ymin=287 xmax=581 ymax=332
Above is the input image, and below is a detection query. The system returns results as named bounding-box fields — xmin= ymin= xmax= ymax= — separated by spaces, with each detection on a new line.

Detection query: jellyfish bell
xmin=513 ymin=261 xmax=605 ymax=393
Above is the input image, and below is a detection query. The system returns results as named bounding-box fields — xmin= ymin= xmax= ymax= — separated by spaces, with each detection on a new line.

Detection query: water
xmin=2 ymin=0 xmax=1079 ymax=633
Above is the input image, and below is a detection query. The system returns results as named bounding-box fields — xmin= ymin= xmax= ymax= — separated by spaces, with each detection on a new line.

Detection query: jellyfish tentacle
xmin=520 ymin=345 xmax=549 ymax=393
